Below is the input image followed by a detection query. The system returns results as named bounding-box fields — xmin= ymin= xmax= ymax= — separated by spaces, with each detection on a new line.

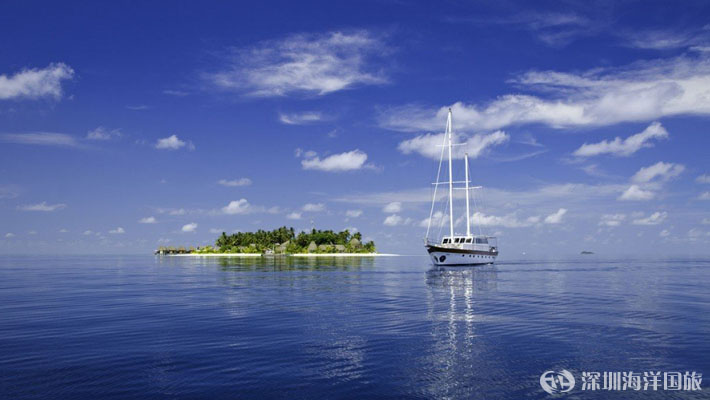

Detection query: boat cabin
xmin=441 ymin=236 xmax=489 ymax=245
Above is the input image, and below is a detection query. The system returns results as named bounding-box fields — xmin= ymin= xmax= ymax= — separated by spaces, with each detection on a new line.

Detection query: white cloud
xmin=217 ymin=178 xmax=252 ymax=187
xmin=302 ymin=203 xmax=325 ymax=212
xmin=573 ymin=122 xmax=668 ymax=157
xmin=181 ymin=223 xmax=197 ymax=233
xmin=286 ymin=212 xmax=302 ymax=220
xmin=398 ymin=130 xmax=509 ymax=160
xmin=86 ymin=127 xmax=121 ymax=140
xmin=544 ymin=208 xmax=568 ymax=224
xmin=631 ymin=162 xmax=685 ymax=183
xmin=222 ymin=199 xmax=251 ymax=215
xmin=301 ymin=150 xmax=370 ymax=172
xmin=345 ymin=209 xmax=363 ymax=218
xmin=702 ymin=218 xmax=710 ymax=225
xmin=379 ymin=53 xmax=710 ymax=131
xmin=209 ymin=228 xmax=225 ymax=234
xmin=632 ymin=211 xmax=668 ymax=225
xmin=697 ymin=174 xmax=710 ymax=184
xmin=599 ymin=213 xmax=626 ymax=227
xmin=59 ymin=229 xmax=68 ymax=233
xmin=0 ymin=63 xmax=74 ymax=100
xmin=278 ymin=111 xmax=323 ymax=125
xmin=383 ymin=214 xmax=411 ymax=226
xmin=83 ymin=230 xmax=94 ymax=235
xmin=619 ymin=185 xmax=655 ymax=201
xmin=139 ymin=216 xmax=157 ymax=224
xmin=126 ymin=105 xmax=149 ymax=111
xmin=206 ymin=31 xmax=387 ymax=97
xmin=699 ymin=191 xmax=710 ymax=200
xmin=472 ymin=212 xmax=540 ymax=228
xmin=0 ymin=132 xmax=79 ymax=147
xmin=5 ymin=233 xmax=15 ymax=238
xmin=109 ymin=227 xmax=125 ymax=234
xmin=383 ymin=201 xmax=402 ymax=213
xmin=660 ymin=229 xmax=670 ymax=237
xmin=18 ymin=202 xmax=67 ymax=212
xmin=155 ymin=135 xmax=194 ymax=150
xmin=419 ymin=211 xmax=446 ymax=228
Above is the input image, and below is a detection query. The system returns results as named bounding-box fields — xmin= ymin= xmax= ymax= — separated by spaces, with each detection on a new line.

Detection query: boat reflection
xmin=418 ymin=265 xmax=500 ymax=398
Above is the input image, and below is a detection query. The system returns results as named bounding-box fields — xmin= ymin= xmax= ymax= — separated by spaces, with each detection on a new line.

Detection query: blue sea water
xmin=0 ymin=255 xmax=708 ymax=399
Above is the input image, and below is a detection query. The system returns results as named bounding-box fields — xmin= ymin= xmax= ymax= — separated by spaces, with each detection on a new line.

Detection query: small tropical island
xmin=155 ymin=227 xmax=382 ymax=256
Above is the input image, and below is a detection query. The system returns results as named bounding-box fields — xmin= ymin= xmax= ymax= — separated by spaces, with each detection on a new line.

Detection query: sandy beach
xmin=160 ymin=253 xmax=398 ymax=257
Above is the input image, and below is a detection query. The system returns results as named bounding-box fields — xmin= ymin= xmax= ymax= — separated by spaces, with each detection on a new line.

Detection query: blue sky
xmin=1 ymin=0 xmax=709 ymax=257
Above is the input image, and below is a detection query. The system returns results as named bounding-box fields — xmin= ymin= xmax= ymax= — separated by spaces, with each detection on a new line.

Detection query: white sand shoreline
xmin=159 ymin=253 xmax=398 ymax=257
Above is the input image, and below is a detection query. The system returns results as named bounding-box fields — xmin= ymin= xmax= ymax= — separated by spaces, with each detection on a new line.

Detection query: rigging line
xmin=437 ymin=193 xmax=449 ymax=241
xmin=426 ymin=129 xmax=448 ymax=240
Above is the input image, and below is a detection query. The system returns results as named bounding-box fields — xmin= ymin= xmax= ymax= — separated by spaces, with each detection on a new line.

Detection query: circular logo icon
xmin=540 ymin=370 xmax=575 ymax=394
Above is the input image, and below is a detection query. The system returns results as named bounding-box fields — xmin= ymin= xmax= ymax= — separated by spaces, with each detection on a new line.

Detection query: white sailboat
xmin=425 ymin=108 xmax=498 ymax=266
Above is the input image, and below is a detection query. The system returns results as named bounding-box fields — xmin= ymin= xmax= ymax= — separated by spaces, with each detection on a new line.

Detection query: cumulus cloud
xmin=619 ymin=185 xmax=655 ymax=201
xmin=139 ymin=216 xmax=157 ymax=224
xmin=345 ymin=209 xmax=363 ymax=218
xmin=302 ymin=203 xmax=325 ymax=212
xmin=278 ymin=111 xmax=324 ymax=125
xmin=632 ymin=211 xmax=668 ymax=225
xmin=420 ymin=211 xmax=446 ymax=228
xmin=109 ymin=227 xmax=125 ymax=234
xmin=699 ymin=191 xmax=710 ymax=200
xmin=573 ymin=122 xmax=668 ymax=157
xmin=217 ymin=178 xmax=252 ymax=187
xmin=86 ymin=127 xmax=121 ymax=141
xmin=181 ymin=223 xmax=197 ymax=233
xmin=383 ymin=214 xmax=411 ymax=226
xmin=286 ymin=212 xmax=302 ymax=220
xmin=205 ymin=31 xmax=388 ymax=97
xmin=0 ymin=132 xmax=80 ymax=147
xmin=18 ymin=202 xmax=67 ymax=212
xmin=696 ymin=174 xmax=710 ymax=184
xmin=471 ymin=212 xmax=540 ymax=228
xmin=155 ymin=135 xmax=194 ymax=150
xmin=301 ymin=150 xmax=370 ymax=172
xmin=379 ymin=53 xmax=710 ymax=131
xmin=631 ymin=161 xmax=685 ymax=183
xmin=0 ymin=63 xmax=74 ymax=100
xmin=544 ymin=208 xmax=568 ymax=224
xmin=5 ymin=233 xmax=15 ymax=238
xmin=222 ymin=199 xmax=251 ymax=215
xmin=398 ymin=130 xmax=509 ymax=160
xmin=599 ymin=213 xmax=626 ymax=227
xmin=383 ymin=201 xmax=402 ymax=213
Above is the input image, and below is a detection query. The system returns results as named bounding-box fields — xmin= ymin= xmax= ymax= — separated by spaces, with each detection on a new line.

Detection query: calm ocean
xmin=0 ymin=256 xmax=708 ymax=399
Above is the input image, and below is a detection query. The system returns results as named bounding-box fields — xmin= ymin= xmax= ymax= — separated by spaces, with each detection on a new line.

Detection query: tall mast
xmin=464 ymin=153 xmax=471 ymax=237
xmin=447 ymin=109 xmax=454 ymax=239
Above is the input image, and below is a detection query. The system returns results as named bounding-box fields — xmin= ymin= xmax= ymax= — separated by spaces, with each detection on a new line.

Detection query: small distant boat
xmin=424 ymin=109 xmax=498 ymax=266
xmin=581 ymin=251 xmax=594 ymax=255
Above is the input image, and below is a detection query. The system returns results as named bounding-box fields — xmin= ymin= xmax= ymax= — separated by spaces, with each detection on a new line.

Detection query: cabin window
xmin=442 ymin=238 xmax=449 ymax=244
xmin=454 ymin=238 xmax=460 ymax=243
xmin=465 ymin=238 xmax=473 ymax=243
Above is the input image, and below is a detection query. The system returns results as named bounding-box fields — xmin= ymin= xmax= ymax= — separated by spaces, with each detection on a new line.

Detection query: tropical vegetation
xmin=183 ymin=227 xmax=376 ymax=254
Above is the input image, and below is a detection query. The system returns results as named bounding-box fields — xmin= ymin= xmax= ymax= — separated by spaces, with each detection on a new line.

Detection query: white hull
xmin=427 ymin=246 xmax=497 ymax=266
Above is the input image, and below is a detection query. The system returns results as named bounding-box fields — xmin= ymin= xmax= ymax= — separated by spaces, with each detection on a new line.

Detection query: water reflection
xmin=156 ymin=255 xmax=376 ymax=271
xmin=420 ymin=265 xmax=500 ymax=398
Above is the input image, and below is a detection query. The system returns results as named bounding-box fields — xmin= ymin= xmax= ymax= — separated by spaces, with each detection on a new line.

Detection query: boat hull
xmin=426 ymin=245 xmax=497 ymax=266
